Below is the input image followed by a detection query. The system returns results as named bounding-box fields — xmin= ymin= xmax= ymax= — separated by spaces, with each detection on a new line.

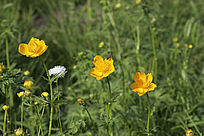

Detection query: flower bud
xmin=2 ymin=105 xmax=9 ymax=111
xmin=24 ymin=80 xmax=34 ymax=89
xmin=24 ymin=70 xmax=30 ymax=76
xmin=0 ymin=64 xmax=5 ymax=73
xmin=17 ymin=92 xmax=25 ymax=98
xmin=14 ymin=128 xmax=23 ymax=136
xmin=41 ymin=92 xmax=49 ymax=98
xmin=77 ymin=98 xmax=84 ymax=105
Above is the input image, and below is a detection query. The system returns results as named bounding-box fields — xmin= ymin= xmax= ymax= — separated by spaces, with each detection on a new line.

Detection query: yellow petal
xmin=148 ymin=83 xmax=157 ymax=91
xmin=93 ymin=56 xmax=104 ymax=68
xmin=90 ymin=68 xmax=103 ymax=80
xmin=146 ymin=73 xmax=153 ymax=83
xmin=134 ymin=72 xmax=146 ymax=82
xmin=19 ymin=44 xmax=29 ymax=55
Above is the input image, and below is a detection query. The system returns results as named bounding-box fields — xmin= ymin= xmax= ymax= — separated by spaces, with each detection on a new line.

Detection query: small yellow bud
xmin=34 ymin=102 xmax=38 ymax=105
xmin=24 ymin=90 xmax=31 ymax=96
xmin=0 ymin=64 xmax=5 ymax=73
xmin=73 ymin=65 xmax=77 ymax=70
xmin=2 ymin=105 xmax=9 ymax=111
xmin=14 ymin=128 xmax=23 ymax=136
xmin=77 ymin=98 xmax=84 ymax=105
xmin=125 ymin=6 xmax=130 ymax=10
xmin=17 ymin=92 xmax=25 ymax=98
xmin=24 ymin=70 xmax=30 ymax=76
xmin=89 ymin=93 xmax=94 ymax=99
xmin=67 ymin=87 xmax=72 ymax=91
xmin=98 ymin=41 xmax=104 ymax=48
xmin=115 ymin=3 xmax=121 ymax=9
xmin=136 ymin=0 xmax=142 ymax=5
xmin=41 ymin=92 xmax=49 ymax=98
xmin=173 ymin=37 xmax=178 ymax=43
xmin=188 ymin=44 xmax=193 ymax=49
xmin=186 ymin=129 xmax=194 ymax=136
xmin=78 ymin=51 xmax=84 ymax=56
xmin=24 ymin=80 xmax=34 ymax=89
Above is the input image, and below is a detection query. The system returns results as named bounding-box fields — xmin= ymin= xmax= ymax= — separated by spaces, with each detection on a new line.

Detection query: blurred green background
xmin=0 ymin=0 xmax=204 ymax=135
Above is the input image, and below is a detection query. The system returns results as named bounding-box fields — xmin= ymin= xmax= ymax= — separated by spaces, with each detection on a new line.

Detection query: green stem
xmin=146 ymin=94 xmax=151 ymax=136
xmin=3 ymin=110 xmax=7 ymax=134
xmin=40 ymin=58 xmax=53 ymax=136
xmin=6 ymin=38 xmax=10 ymax=69
xmin=106 ymin=77 xmax=111 ymax=136
xmin=36 ymin=105 xmax=44 ymax=136
xmin=85 ymin=107 xmax=93 ymax=122
xmin=21 ymin=98 xmax=24 ymax=129
xmin=56 ymin=80 xmax=63 ymax=131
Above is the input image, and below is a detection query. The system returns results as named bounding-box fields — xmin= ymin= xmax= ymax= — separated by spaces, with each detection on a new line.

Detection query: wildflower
xmin=24 ymin=80 xmax=34 ymax=89
xmin=188 ymin=44 xmax=193 ymax=49
xmin=186 ymin=129 xmax=194 ymax=136
xmin=98 ymin=41 xmax=104 ymax=48
xmin=136 ymin=0 xmax=142 ymax=4
xmin=0 ymin=64 xmax=5 ymax=72
xmin=78 ymin=51 xmax=84 ymax=56
xmin=2 ymin=105 xmax=9 ymax=111
xmin=14 ymin=128 xmax=23 ymax=136
xmin=18 ymin=37 xmax=48 ymax=58
xmin=130 ymin=72 xmax=157 ymax=96
xmin=48 ymin=66 xmax=66 ymax=77
xmin=73 ymin=65 xmax=77 ymax=70
xmin=24 ymin=90 xmax=31 ymax=96
xmin=173 ymin=37 xmax=178 ymax=43
xmin=115 ymin=3 xmax=121 ymax=9
xmin=77 ymin=98 xmax=84 ymax=105
xmin=17 ymin=92 xmax=25 ymax=98
xmin=24 ymin=70 xmax=30 ymax=76
xmin=90 ymin=56 xmax=115 ymax=80
xmin=41 ymin=92 xmax=49 ymax=98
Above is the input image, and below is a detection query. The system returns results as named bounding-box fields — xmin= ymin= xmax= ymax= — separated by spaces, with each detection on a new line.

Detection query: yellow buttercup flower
xmin=130 ymin=72 xmax=157 ymax=96
xmin=77 ymin=98 xmax=84 ymax=105
xmin=24 ymin=80 xmax=34 ymax=89
xmin=2 ymin=105 xmax=9 ymax=111
xmin=0 ymin=64 xmax=5 ymax=72
xmin=17 ymin=92 xmax=25 ymax=98
xmin=188 ymin=44 xmax=193 ymax=49
xmin=19 ymin=37 xmax=48 ymax=58
xmin=115 ymin=3 xmax=121 ymax=9
xmin=41 ymin=92 xmax=49 ymax=98
xmin=90 ymin=56 xmax=115 ymax=80
xmin=14 ymin=128 xmax=23 ymax=136
xmin=186 ymin=129 xmax=194 ymax=136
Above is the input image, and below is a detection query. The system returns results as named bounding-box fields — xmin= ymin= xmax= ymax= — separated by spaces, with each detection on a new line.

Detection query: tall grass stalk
xmin=106 ymin=77 xmax=111 ymax=136
xmin=56 ymin=80 xmax=63 ymax=131
xmin=146 ymin=94 xmax=151 ymax=136
xmin=6 ymin=38 xmax=10 ymax=69
xmin=40 ymin=58 xmax=53 ymax=136
xmin=3 ymin=110 xmax=7 ymax=134
xmin=21 ymin=98 xmax=24 ymax=129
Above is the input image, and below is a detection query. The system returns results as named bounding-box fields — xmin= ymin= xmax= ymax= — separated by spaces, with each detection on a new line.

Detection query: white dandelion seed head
xmin=48 ymin=66 xmax=66 ymax=77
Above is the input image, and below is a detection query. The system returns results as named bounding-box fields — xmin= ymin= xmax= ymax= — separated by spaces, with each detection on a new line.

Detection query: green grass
xmin=0 ymin=0 xmax=203 ymax=135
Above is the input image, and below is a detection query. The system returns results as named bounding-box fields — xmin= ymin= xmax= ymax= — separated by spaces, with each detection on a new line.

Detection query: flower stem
xmin=21 ymin=98 xmax=24 ymax=129
xmin=84 ymin=107 xmax=93 ymax=122
xmin=40 ymin=58 xmax=53 ymax=136
xmin=106 ymin=77 xmax=111 ymax=136
xmin=36 ymin=105 xmax=44 ymax=136
xmin=3 ymin=110 xmax=7 ymax=134
xmin=6 ymin=38 xmax=10 ymax=69
xmin=146 ymin=93 xmax=151 ymax=136
xmin=56 ymin=80 xmax=63 ymax=132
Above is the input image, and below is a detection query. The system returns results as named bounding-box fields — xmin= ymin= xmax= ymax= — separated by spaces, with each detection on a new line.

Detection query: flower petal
xmin=134 ymin=72 xmax=146 ymax=82
xmin=90 ymin=68 xmax=103 ymax=80
xmin=148 ymin=83 xmax=157 ymax=91
xmin=93 ymin=56 xmax=104 ymax=67
xmin=19 ymin=44 xmax=30 ymax=55
xmin=146 ymin=73 xmax=153 ymax=83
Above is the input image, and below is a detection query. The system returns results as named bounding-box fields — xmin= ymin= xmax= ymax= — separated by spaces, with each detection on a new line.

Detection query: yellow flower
xmin=173 ymin=37 xmax=178 ymax=43
xmin=130 ymin=72 xmax=157 ymax=96
xmin=188 ymin=44 xmax=193 ymax=49
xmin=41 ymin=92 xmax=49 ymax=98
xmin=0 ymin=64 xmax=5 ymax=72
xmin=98 ymin=41 xmax=104 ymax=48
xmin=17 ymin=92 xmax=25 ymax=98
xmin=73 ymin=65 xmax=77 ymax=70
xmin=2 ymin=105 xmax=9 ymax=111
xmin=186 ymin=129 xmax=194 ymax=136
xmin=19 ymin=37 xmax=48 ymax=58
xmin=24 ymin=80 xmax=34 ymax=89
xmin=136 ymin=0 xmax=142 ymax=4
xmin=115 ymin=3 xmax=121 ymax=9
xmin=14 ymin=128 xmax=23 ymax=136
xmin=90 ymin=56 xmax=115 ymax=80
xmin=77 ymin=98 xmax=84 ymax=105
xmin=24 ymin=70 xmax=30 ymax=76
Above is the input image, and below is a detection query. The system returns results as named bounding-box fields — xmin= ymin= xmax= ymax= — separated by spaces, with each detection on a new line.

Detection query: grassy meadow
xmin=0 ymin=0 xmax=204 ymax=135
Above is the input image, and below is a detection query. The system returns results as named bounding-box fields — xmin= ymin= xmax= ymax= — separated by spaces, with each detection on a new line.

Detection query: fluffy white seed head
xmin=48 ymin=66 xmax=66 ymax=78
